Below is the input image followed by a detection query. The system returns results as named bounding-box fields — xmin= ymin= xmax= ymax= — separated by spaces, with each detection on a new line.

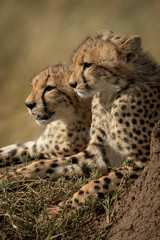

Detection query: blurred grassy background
xmin=0 ymin=0 xmax=160 ymax=146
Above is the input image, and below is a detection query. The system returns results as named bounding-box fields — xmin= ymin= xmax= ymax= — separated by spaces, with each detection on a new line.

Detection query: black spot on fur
xmin=137 ymin=108 xmax=143 ymax=113
xmin=118 ymin=118 xmax=123 ymax=124
xmin=94 ymin=185 xmax=100 ymax=190
xmin=138 ymin=149 xmax=143 ymax=155
xmin=114 ymin=112 xmax=119 ymax=117
xmin=132 ymin=144 xmax=137 ymax=149
xmin=141 ymin=157 xmax=148 ymax=162
xmin=74 ymin=198 xmax=79 ymax=204
xmin=130 ymin=174 xmax=138 ymax=179
xmin=145 ymin=99 xmax=150 ymax=104
xmin=35 ymin=168 xmax=40 ymax=172
xmin=145 ymin=145 xmax=150 ymax=150
xmin=84 ymin=150 xmax=95 ymax=159
xmin=68 ymin=133 xmax=73 ymax=138
xmin=45 ymin=144 xmax=49 ymax=149
xmin=115 ymin=171 xmax=123 ymax=179
xmin=71 ymin=157 xmax=78 ymax=164
xmin=73 ymin=148 xmax=79 ymax=153
xmin=50 ymin=163 xmax=58 ymax=168
xmin=149 ymin=122 xmax=154 ymax=128
xmin=94 ymin=180 xmax=100 ymax=184
xmin=82 ymin=163 xmax=91 ymax=175
xmin=21 ymin=151 xmax=27 ymax=157
xmin=140 ymin=119 xmax=144 ymax=125
xmin=123 ymin=138 xmax=128 ymax=143
xmin=149 ymin=103 xmax=154 ymax=109
xmin=133 ymin=164 xmax=143 ymax=171
xmin=97 ymin=135 xmax=103 ymax=142
xmin=9 ymin=149 xmax=17 ymax=157
xmin=78 ymin=190 xmax=84 ymax=195
xmin=129 ymin=132 xmax=133 ymax=138
xmin=46 ymin=168 xmax=54 ymax=174
xmin=132 ymin=119 xmax=137 ymax=125
xmin=121 ymin=104 xmax=127 ymax=110
xmin=99 ymin=128 xmax=107 ymax=136
xmin=52 ymin=151 xmax=56 ymax=156
xmin=103 ymin=184 xmax=109 ymax=189
xmin=104 ymin=177 xmax=111 ymax=184
xmin=136 ymin=130 xmax=141 ymax=135
xmin=125 ymin=121 xmax=130 ymax=127
xmin=55 ymin=145 xmax=59 ymax=150
xmin=98 ymin=192 xmax=105 ymax=199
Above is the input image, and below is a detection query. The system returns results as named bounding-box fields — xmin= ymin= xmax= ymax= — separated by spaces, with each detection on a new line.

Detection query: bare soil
xmin=106 ymin=120 xmax=160 ymax=240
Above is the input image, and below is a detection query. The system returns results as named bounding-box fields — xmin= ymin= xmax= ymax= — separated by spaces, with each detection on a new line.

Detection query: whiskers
xmin=85 ymin=84 xmax=95 ymax=95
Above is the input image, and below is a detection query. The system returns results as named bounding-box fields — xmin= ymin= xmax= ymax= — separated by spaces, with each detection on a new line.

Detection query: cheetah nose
xmin=25 ymin=102 xmax=36 ymax=110
xmin=69 ymin=82 xmax=77 ymax=89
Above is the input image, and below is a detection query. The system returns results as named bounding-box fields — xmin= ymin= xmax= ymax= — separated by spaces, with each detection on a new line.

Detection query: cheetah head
xmin=25 ymin=63 xmax=73 ymax=125
xmin=69 ymin=29 xmax=142 ymax=98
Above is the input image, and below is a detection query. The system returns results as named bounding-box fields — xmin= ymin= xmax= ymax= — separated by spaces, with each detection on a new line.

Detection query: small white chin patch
xmin=77 ymin=92 xmax=85 ymax=98
xmin=28 ymin=108 xmax=33 ymax=115
xmin=36 ymin=119 xmax=49 ymax=126
xmin=75 ymin=89 xmax=93 ymax=98
xmin=74 ymin=89 xmax=86 ymax=98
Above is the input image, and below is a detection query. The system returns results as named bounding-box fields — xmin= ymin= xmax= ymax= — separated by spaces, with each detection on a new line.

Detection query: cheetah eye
xmin=45 ymin=86 xmax=56 ymax=92
xmin=83 ymin=62 xmax=92 ymax=70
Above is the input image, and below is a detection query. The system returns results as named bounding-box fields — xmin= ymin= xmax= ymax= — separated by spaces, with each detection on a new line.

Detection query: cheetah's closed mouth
xmin=36 ymin=112 xmax=55 ymax=121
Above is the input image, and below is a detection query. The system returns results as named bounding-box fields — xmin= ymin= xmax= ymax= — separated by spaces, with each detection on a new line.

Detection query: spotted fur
xmin=62 ymin=29 xmax=160 ymax=211
xmin=0 ymin=63 xmax=91 ymax=179
xmin=2 ymin=30 xmax=160 ymax=218
xmin=43 ymin=29 xmax=160 ymax=217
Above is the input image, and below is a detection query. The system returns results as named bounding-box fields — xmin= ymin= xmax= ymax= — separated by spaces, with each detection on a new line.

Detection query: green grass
xmin=0 ymin=163 xmax=118 ymax=240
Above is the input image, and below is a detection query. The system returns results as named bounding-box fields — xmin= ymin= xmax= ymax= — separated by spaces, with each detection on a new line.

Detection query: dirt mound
xmin=107 ymin=121 xmax=160 ymax=240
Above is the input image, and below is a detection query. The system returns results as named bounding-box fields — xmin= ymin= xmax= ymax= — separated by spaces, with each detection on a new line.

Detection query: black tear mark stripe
xmin=41 ymin=89 xmax=48 ymax=108
xmin=41 ymin=86 xmax=57 ymax=114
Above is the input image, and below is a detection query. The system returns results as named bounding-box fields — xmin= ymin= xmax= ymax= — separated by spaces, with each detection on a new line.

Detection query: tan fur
xmin=1 ymin=30 xmax=160 ymax=219
xmin=0 ymin=63 xmax=91 ymax=179
xmin=44 ymin=30 xmax=160 ymax=217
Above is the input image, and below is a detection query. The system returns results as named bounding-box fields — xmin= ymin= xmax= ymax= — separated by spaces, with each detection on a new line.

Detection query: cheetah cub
xmin=64 ymin=29 xmax=160 ymax=209
xmin=39 ymin=29 xmax=160 ymax=216
xmin=0 ymin=63 xmax=91 ymax=179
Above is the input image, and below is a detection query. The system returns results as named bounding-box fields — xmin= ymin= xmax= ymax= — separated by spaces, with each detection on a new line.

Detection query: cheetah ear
xmin=96 ymin=29 xmax=113 ymax=41
xmin=118 ymin=35 xmax=141 ymax=53
xmin=118 ymin=36 xmax=141 ymax=62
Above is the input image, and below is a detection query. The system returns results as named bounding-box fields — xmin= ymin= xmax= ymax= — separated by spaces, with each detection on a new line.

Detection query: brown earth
xmin=106 ymin=120 xmax=160 ymax=240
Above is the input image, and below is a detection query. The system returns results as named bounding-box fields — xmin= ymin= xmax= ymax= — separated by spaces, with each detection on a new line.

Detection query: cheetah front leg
xmin=7 ymin=144 xmax=108 ymax=179
xmin=0 ymin=157 xmax=84 ymax=184
xmin=0 ymin=142 xmax=120 ymax=183
xmin=0 ymin=144 xmax=106 ymax=182
xmin=46 ymin=163 xmax=143 ymax=218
